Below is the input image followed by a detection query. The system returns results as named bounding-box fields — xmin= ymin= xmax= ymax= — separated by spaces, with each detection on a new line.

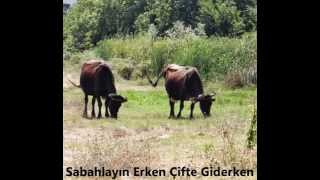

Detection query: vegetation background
xmin=63 ymin=0 xmax=257 ymax=179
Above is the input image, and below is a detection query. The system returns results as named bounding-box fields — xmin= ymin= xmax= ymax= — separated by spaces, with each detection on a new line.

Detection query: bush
xmin=95 ymin=35 xmax=152 ymax=63
xmin=118 ymin=65 xmax=134 ymax=80
xmin=150 ymin=41 xmax=174 ymax=75
xmin=93 ymin=32 xmax=256 ymax=81
xmin=199 ymin=0 xmax=245 ymax=36
xmin=63 ymin=0 xmax=256 ymax=52
xmin=131 ymin=62 xmax=150 ymax=80
xmin=241 ymin=64 xmax=257 ymax=85
xmin=165 ymin=21 xmax=196 ymax=39
xmin=224 ymin=71 xmax=244 ymax=89
xmin=247 ymin=107 xmax=257 ymax=149
xmin=63 ymin=0 xmax=105 ymax=52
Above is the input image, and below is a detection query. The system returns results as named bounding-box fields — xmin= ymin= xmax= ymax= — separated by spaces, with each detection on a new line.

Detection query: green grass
xmin=63 ymin=81 xmax=257 ymax=179
xmin=64 ymin=82 xmax=256 ymax=129
xmin=63 ymin=28 xmax=256 ymax=180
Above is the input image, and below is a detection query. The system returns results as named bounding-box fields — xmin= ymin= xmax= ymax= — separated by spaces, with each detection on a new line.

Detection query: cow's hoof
xmin=168 ymin=116 xmax=175 ymax=119
xmin=97 ymin=115 xmax=102 ymax=119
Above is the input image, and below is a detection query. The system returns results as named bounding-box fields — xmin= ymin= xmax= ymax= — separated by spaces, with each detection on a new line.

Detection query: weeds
xmin=247 ymin=107 xmax=257 ymax=149
xmin=91 ymin=32 xmax=256 ymax=80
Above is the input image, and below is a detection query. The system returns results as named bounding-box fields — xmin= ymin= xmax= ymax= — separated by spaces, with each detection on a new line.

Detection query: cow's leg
xmin=169 ymin=98 xmax=175 ymax=118
xmin=91 ymin=96 xmax=96 ymax=118
xmin=189 ymin=102 xmax=195 ymax=119
xmin=82 ymin=94 xmax=88 ymax=118
xmin=177 ymin=100 xmax=184 ymax=118
xmin=97 ymin=96 xmax=102 ymax=119
xmin=105 ymin=99 xmax=110 ymax=118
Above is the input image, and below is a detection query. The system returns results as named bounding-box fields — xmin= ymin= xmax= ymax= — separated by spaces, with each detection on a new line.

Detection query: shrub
xmin=150 ymin=41 xmax=172 ymax=75
xmin=93 ymin=32 xmax=256 ymax=81
xmin=241 ymin=63 xmax=257 ymax=85
xmin=199 ymin=0 xmax=245 ymax=36
xmin=247 ymin=107 xmax=257 ymax=149
xmin=95 ymin=41 xmax=111 ymax=60
xmin=224 ymin=71 xmax=244 ymax=89
xmin=118 ymin=65 xmax=134 ymax=80
xmin=131 ymin=62 xmax=151 ymax=79
xmin=165 ymin=21 xmax=196 ymax=39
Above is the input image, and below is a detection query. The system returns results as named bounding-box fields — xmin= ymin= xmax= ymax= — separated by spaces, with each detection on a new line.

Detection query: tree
xmin=233 ymin=0 xmax=257 ymax=31
xmin=63 ymin=0 xmax=256 ymax=52
xmin=171 ymin=0 xmax=200 ymax=28
xmin=135 ymin=0 xmax=174 ymax=35
xmin=63 ymin=0 xmax=105 ymax=51
xmin=199 ymin=0 xmax=245 ymax=36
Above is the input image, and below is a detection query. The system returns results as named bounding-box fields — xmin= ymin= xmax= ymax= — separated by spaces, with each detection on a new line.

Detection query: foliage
xmin=64 ymin=0 xmax=256 ymax=51
xmin=63 ymin=0 xmax=105 ymax=52
xmin=118 ymin=64 xmax=135 ymax=80
xmin=199 ymin=0 xmax=245 ymax=36
xmin=224 ymin=72 xmax=244 ymax=89
xmin=94 ymin=32 xmax=256 ymax=80
xmin=247 ymin=106 xmax=257 ymax=149
xmin=165 ymin=21 xmax=197 ymax=39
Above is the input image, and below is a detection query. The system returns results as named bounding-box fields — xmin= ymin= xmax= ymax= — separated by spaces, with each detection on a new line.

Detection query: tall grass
xmin=94 ymin=32 xmax=256 ymax=81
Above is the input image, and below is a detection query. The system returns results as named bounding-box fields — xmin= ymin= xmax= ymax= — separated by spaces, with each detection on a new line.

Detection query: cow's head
xmin=108 ymin=93 xmax=127 ymax=118
xmin=197 ymin=92 xmax=216 ymax=117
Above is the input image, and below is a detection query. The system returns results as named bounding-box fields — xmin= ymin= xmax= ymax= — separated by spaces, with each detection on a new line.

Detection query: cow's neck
xmin=107 ymin=86 xmax=117 ymax=95
xmin=189 ymin=79 xmax=204 ymax=98
xmin=193 ymin=89 xmax=204 ymax=98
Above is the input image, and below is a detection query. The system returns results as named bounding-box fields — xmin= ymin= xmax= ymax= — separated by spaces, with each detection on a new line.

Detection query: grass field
xmin=63 ymin=68 xmax=257 ymax=179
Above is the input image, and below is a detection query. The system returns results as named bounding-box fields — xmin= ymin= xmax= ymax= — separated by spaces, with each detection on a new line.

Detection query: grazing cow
xmin=147 ymin=64 xmax=216 ymax=119
xmin=68 ymin=60 xmax=127 ymax=119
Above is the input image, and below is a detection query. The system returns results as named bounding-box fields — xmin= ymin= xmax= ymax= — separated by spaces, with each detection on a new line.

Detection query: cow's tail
xmin=146 ymin=70 xmax=164 ymax=87
xmin=67 ymin=77 xmax=81 ymax=88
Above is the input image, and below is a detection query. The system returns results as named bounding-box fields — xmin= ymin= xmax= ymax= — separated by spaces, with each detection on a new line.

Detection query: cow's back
xmin=184 ymin=68 xmax=204 ymax=98
xmin=94 ymin=63 xmax=116 ymax=96
xmin=164 ymin=66 xmax=203 ymax=100
xmin=80 ymin=60 xmax=115 ymax=96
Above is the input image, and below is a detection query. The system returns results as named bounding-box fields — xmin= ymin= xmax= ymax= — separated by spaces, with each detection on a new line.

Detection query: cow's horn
xmin=108 ymin=93 xmax=118 ymax=101
xmin=209 ymin=92 xmax=216 ymax=96
xmin=108 ymin=93 xmax=117 ymax=98
xmin=196 ymin=94 xmax=205 ymax=101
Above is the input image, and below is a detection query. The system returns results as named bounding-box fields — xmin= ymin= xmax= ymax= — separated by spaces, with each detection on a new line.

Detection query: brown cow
xmin=68 ymin=60 xmax=127 ymax=119
xmin=147 ymin=64 xmax=216 ymax=119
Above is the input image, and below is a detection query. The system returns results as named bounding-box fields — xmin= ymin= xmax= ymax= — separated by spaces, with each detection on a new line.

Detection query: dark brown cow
xmin=147 ymin=64 xmax=216 ymax=119
xmin=68 ymin=60 xmax=127 ymax=119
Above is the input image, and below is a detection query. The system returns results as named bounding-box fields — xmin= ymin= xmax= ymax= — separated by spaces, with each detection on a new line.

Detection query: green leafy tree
xmin=233 ymin=0 xmax=257 ymax=31
xmin=63 ymin=0 xmax=105 ymax=52
xmin=135 ymin=0 xmax=174 ymax=35
xmin=199 ymin=0 xmax=245 ymax=36
xmin=171 ymin=0 xmax=200 ymax=28
xmin=94 ymin=0 xmax=146 ymax=38
xmin=64 ymin=0 xmax=256 ymax=52
xmin=64 ymin=0 xmax=147 ymax=51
